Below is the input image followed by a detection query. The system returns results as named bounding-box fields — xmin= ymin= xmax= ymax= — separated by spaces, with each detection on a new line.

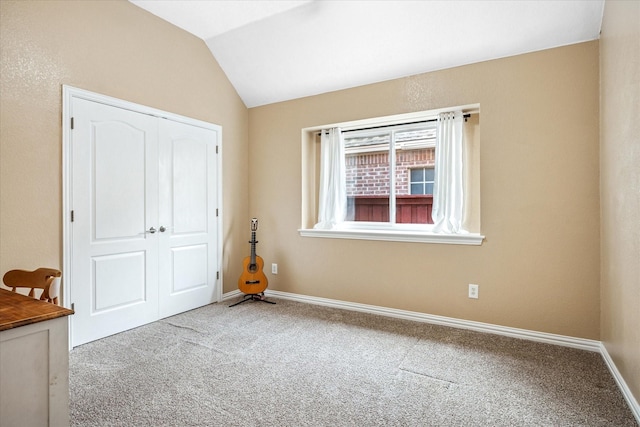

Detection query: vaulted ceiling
xmin=129 ymin=0 xmax=604 ymax=108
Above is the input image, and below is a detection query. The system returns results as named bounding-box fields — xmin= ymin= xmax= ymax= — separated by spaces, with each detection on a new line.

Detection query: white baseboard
xmin=222 ymin=289 xmax=242 ymax=301
xmin=600 ymin=342 xmax=640 ymax=424
xmin=223 ymin=289 xmax=639 ymax=423
xmin=263 ymin=290 xmax=601 ymax=351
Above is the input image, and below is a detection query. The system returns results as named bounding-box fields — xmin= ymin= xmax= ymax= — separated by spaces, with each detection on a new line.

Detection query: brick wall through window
xmin=346 ymin=147 xmax=435 ymax=196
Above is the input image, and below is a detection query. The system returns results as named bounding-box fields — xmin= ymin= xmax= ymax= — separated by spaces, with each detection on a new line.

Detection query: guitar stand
xmin=229 ymin=292 xmax=276 ymax=307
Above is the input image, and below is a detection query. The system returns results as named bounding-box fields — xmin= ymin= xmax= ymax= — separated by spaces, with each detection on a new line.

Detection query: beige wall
xmin=249 ymin=41 xmax=601 ymax=339
xmin=600 ymin=0 xmax=640 ymax=404
xmin=0 ymin=1 xmax=248 ymax=292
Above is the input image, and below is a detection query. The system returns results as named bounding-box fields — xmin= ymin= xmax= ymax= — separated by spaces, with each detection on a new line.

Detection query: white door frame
xmin=61 ymin=85 xmax=223 ymax=331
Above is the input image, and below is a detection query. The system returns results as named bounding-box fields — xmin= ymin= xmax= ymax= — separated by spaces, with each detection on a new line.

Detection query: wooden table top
xmin=0 ymin=288 xmax=74 ymax=331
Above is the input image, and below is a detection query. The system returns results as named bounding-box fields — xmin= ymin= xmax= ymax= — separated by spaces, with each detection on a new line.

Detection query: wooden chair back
xmin=2 ymin=268 xmax=62 ymax=305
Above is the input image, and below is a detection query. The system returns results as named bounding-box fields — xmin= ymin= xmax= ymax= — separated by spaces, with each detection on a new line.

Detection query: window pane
xmin=425 ymin=182 xmax=434 ymax=195
xmin=345 ymin=132 xmax=390 ymax=223
xmin=411 ymin=183 xmax=424 ymax=194
xmin=425 ymin=168 xmax=435 ymax=181
xmin=411 ymin=168 xmax=424 ymax=181
xmin=398 ymin=137 xmax=434 ymax=225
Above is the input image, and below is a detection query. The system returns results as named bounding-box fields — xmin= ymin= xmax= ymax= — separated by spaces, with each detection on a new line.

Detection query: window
xmin=300 ymin=107 xmax=483 ymax=245
xmin=344 ymin=123 xmax=436 ymax=224
xmin=410 ymin=167 xmax=434 ymax=195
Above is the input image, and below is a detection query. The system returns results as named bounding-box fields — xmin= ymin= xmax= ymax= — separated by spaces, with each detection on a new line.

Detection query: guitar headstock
xmin=251 ymin=218 xmax=258 ymax=232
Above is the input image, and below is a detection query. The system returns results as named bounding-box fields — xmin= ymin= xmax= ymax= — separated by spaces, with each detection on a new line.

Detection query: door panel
xmin=92 ymin=252 xmax=146 ymax=311
xmin=172 ymin=139 xmax=208 ymax=234
xmin=71 ymin=98 xmax=159 ymax=346
xmin=158 ymin=119 xmax=218 ymax=318
xmin=93 ymin=123 xmax=146 ymax=240
xmin=171 ymin=244 xmax=208 ymax=293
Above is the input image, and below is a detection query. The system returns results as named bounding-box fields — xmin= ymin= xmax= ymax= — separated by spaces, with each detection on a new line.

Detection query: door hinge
xmin=216 ymin=208 xmax=219 ymax=217
xmin=71 ymin=302 xmax=75 ymax=311
xmin=216 ymin=145 xmax=219 ymax=154
xmin=71 ymin=117 xmax=74 ymax=129
xmin=216 ymin=271 xmax=220 ymax=280
xmin=70 ymin=210 xmax=74 ymax=222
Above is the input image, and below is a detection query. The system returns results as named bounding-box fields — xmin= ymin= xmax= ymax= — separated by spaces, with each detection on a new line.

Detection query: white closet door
xmin=157 ymin=119 xmax=218 ymax=318
xmin=70 ymin=98 xmax=160 ymax=346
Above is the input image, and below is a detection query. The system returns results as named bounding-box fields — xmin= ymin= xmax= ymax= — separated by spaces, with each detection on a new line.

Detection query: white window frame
xmin=299 ymin=106 xmax=484 ymax=245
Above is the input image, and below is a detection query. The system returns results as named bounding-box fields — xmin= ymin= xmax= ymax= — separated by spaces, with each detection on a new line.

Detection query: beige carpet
xmin=69 ymin=297 xmax=636 ymax=426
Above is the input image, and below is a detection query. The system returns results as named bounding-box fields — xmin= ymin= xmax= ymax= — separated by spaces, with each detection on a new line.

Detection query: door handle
xmin=147 ymin=227 xmax=157 ymax=234
xmin=159 ymin=226 xmax=166 ymax=233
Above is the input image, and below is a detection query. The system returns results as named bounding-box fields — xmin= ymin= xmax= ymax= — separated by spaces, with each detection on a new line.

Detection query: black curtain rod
xmin=319 ymin=114 xmax=471 ymax=135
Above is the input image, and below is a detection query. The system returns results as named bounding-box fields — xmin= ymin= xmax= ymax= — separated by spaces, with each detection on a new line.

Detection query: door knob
xmin=147 ymin=227 xmax=157 ymax=234
xmin=159 ymin=226 xmax=166 ymax=233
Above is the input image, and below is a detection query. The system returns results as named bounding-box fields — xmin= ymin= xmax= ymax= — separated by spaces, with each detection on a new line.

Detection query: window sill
xmin=298 ymin=228 xmax=485 ymax=245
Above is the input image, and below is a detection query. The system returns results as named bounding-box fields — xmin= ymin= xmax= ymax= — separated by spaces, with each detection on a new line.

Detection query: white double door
xmin=69 ymin=97 xmax=219 ymax=347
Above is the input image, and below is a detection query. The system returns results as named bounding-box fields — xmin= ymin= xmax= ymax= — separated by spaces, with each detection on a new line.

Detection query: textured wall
xmin=0 ymin=0 xmax=248 ymax=293
xmin=600 ymin=0 xmax=640 ymax=406
xmin=249 ymin=42 xmax=601 ymax=339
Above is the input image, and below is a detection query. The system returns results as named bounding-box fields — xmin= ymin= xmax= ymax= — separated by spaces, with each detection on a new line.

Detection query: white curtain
xmin=314 ymin=128 xmax=346 ymax=229
xmin=432 ymin=111 xmax=464 ymax=233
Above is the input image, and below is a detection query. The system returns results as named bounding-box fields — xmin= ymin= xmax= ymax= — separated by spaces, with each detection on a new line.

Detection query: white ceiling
xmin=129 ymin=0 xmax=605 ymax=108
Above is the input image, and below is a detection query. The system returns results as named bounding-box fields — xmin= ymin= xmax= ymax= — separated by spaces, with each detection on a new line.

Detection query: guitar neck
xmin=250 ymin=231 xmax=257 ymax=265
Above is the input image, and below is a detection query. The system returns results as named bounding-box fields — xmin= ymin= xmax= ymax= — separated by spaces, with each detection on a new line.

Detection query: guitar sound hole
xmin=249 ymin=264 xmax=257 ymax=273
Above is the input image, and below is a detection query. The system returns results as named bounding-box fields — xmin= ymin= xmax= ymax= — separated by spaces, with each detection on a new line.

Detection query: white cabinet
xmin=0 ymin=290 xmax=73 ymax=427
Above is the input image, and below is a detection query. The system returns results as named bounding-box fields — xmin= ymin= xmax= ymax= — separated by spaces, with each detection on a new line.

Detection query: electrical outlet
xmin=271 ymin=263 xmax=278 ymax=275
xmin=468 ymin=284 xmax=479 ymax=299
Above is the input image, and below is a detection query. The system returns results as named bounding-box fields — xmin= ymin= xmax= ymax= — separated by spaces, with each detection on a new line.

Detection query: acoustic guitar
xmin=238 ymin=218 xmax=268 ymax=295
